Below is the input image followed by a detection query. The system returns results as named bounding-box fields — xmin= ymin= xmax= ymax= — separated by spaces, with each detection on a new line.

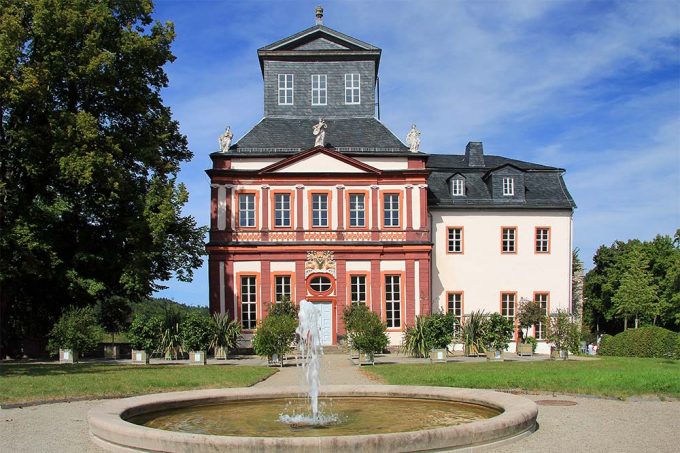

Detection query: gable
xmin=295 ymin=37 xmax=350 ymax=51
xmin=259 ymin=147 xmax=382 ymax=174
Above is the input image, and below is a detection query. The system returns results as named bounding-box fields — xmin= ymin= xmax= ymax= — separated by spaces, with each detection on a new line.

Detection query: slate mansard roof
xmin=230 ymin=117 xmax=410 ymax=155
xmin=426 ymin=153 xmax=576 ymax=210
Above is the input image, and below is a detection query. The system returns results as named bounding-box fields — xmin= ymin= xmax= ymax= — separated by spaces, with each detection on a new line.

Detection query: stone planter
xmin=517 ymin=343 xmax=533 ymax=357
xmin=358 ymin=351 xmax=374 ymax=366
xmin=268 ymin=353 xmax=283 ymax=367
xmin=214 ymin=346 xmax=227 ymax=360
xmin=349 ymin=348 xmax=359 ymax=360
xmin=104 ymin=344 xmax=119 ymax=359
xmin=59 ymin=348 xmax=78 ymax=363
xmin=131 ymin=349 xmax=149 ymax=364
xmin=189 ymin=350 xmax=207 ymax=365
xmin=486 ymin=349 xmax=504 ymax=361
xmin=430 ymin=348 xmax=447 ymax=363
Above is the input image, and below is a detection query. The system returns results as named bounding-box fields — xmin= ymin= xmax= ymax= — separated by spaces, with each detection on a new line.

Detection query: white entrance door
xmin=314 ymin=302 xmax=333 ymax=346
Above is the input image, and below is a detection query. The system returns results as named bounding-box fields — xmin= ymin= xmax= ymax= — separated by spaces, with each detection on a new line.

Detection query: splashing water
xmin=278 ymin=299 xmax=339 ymax=427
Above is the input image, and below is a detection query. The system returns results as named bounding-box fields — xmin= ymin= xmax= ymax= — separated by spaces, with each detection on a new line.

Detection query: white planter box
xmin=189 ymin=351 xmax=207 ymax=365
xmin=59 ymin=349 xmax=78 ymax=363
xmin=131 ymin=349 xmax=149 ymax=364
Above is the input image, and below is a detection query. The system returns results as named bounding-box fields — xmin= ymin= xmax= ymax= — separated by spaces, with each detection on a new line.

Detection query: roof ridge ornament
xmin=313 ymin=118 xmax=327 ymax=147
xmin=406 ymin=124 xmax=421 ymax=153
xmin=315 ymin=6 xmax=324 ymax=25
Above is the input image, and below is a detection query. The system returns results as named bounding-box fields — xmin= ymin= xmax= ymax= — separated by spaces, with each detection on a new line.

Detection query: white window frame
xmin=502 ymin=227 xmax=516 ymax=253
xmin=239 ymin=194 xmax=256 ymax=228
xmin=311 ymin=193 xmax=328 ymax=227
xmin=452 ymin=178 xmax=465 ymax=196
xmin=447 ymin=292 xmax=463 ymax=336
xmin=349 ymin=193 xmax=366 ymax=228
xmin=350 ymin=275 xmax=367 ymax=305
xmin=311 ymin=74 xmax=327 ymax=106
xmin=274 ymin=275 xmax=292 ymax=303
xmin=447 ymin=227 xmax=463 ymax=253
xmin=274 ymin=193 xmax=291 ymax=228
xmin=535 ymin=227 xmax=550 ymax=253
xmin=501 ymin=292 xmax=516 ymax=338
xmin=385 ymin=275 xmax=401 ymax=328
xmin=278 ymin=74 xmax=294 ymax=105
xmin=240 ymin=276 xmax=257 ymax=329
xmin=534 ymin=293 xmax=549 ymax=340
xmin=383 ymin=193 xmax=400 ymax=227
xmin=345 ymin=73 xmax=360 ymax=104
xmin=502 ymin=177 xmax=514 ymax=196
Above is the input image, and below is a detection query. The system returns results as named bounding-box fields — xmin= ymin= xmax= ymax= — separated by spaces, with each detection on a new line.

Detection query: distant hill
xmin=131 ymin=297 xmax=209 ymax=319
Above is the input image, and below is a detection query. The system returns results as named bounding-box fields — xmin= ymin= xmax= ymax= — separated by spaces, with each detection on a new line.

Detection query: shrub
xmin=402 ymin=311 xmax=457 ymax=357
xmin=342 ymin=303 xmax=371 ymax=334
xmin=269 ymin=298 xmax=298 ymax=319
xmin=462 ymin=310 xmax=488 ymax=355
xmin=524 ymin=336 xmax=538 ymax=353
xmin=598 ymin=326 xmax=679 ymax=359
xmin=349 ymin=309 xmax=389 ymax=355
xmin=181 ymin=312 xmax=213 ymax=351
xmin=252 ymin=313 xmax=298 ymax=360
xmin=160 ymin=309 xmax=184 ymax=359
xmin=547 ymin=309 xmax=579 ymax=352
xmin=210 ymin=312 xmax=242 ymax=355
xmin=484 ymin=313 xmax=514 ymax=351
xmin=127 ymin=314 xmax=164 ymax=352
xmin=47 ymin=306 xmax=103 ymax=357
xmin=517 ymin=298 xmax=545 ymax=339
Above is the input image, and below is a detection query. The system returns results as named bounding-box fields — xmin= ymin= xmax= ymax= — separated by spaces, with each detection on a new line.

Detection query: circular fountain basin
xmin=88 ymin=385 xmax=538 ymax=452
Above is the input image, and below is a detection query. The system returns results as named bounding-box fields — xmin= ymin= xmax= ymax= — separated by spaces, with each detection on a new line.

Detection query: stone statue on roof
xmin=406 ymin=124 xmax=421 ymax=153
xmin=313 ymin=118 xmax=327 ymax=147
xmin=218 ymin=126 xmax=233 ymax=153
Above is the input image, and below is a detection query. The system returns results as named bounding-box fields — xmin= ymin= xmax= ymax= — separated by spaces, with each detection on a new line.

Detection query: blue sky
xmin=151 ymin=0 xmax=680 ymax=306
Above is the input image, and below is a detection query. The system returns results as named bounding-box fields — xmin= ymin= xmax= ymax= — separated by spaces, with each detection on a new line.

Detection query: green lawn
xmin=0 ymin=363 xmax=276 ymax=405
xmin=362 ymin=357 xmax=680 ymax=399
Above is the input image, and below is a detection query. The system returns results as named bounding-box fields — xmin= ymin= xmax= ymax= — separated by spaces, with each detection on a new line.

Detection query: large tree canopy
xmin=584 ymin=232 xmax=680 ymax=335
xmin=0 ymin=0 xmax=206 ymax=356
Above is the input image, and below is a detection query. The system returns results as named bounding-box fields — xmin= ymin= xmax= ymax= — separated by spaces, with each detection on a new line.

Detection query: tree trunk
xmin=623 ymin=317 xmax=628 ymax=331
xmin=635 ymin=316 xmax=638 ymax=329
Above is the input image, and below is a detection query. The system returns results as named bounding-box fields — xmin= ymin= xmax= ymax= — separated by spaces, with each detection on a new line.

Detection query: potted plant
xmin=182 ymin=312 xmax=213 ymax=365
xmin=461 ymin=310 xmax=487 ymax=356
xmin=210 ymin=312 xmax=242 ymax=359
xmin=343 ymin=304 xmax=370 ymax=359
xmin=517 ymin=298 xmax=545 ymax=356
xmin=483 ymin=313 xmax=514 ymax=361
xmin=348 ymin=308 xmax=388 ymax=366
xmin=160 ymin=310 xmax=184 ymax=360
xmin=547 ymin=309 xmax=579 ymax=360
xmin=402 ymin=311 xmax=456 ymax=362
xmin=95 ymin=296 xmax=131 ymax=360
xmin=252 ymin=309 xmax=298 ymax=367
xmin=48 ymin=306 xmax=102 ymax=363
xmin=128 ymin=314 xmax=163 ymax=364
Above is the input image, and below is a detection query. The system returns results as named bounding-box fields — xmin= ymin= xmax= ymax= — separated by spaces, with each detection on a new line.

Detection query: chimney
xmin=465 ymin=142 xmax=485 ymax=167
xmin=315 ymin=6 xmax=324 ymax=25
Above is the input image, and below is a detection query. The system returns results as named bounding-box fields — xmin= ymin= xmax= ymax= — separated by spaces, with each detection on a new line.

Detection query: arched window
xmin=308 ymin=275 xmax=333 ymax=295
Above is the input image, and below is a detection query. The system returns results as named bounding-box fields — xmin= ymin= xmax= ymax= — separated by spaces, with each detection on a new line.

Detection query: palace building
xmin=206 ymin=10 xmax=575 ymax=352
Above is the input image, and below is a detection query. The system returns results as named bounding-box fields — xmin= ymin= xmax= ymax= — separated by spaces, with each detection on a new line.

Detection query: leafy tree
xmin=348 ymin=309 xmax=389 ymax=356
xmin=612 ymin=248 xmax=658 ymax=330
xmin=47 ymin=306 xmax=103 ymax=357
xmin=342 ymin=303 xmax=371 ymax=334
xmin=252 ymin=313 xmax=298 ymax=364
xmin=268 ymin=297 xmax=298 ymax=319
xmin=95 ymin=295 xmax=132 ymax=344
xmin=484 ymin=313 xmax=514 ymax=352
xmin=547 ymin=309 xmax=580 ymax=355
xmin=0 ymin=0 xmax=206 ymax=357
xmin=517 ymin=298 xmax=545 ymax=339
xmin=130 ymin=297 xmax=208 ymax=319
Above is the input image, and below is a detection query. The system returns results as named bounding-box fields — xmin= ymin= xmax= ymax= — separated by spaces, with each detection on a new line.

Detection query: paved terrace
xmin=1 ymin=352 xmax=678 ymax=452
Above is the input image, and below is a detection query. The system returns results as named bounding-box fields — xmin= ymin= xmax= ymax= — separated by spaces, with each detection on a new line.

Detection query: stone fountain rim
xmin=88 ymin=385 xmax=538 ymax=453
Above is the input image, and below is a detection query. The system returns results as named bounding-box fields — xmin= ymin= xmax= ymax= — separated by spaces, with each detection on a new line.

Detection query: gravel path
xmin=2 ymin=354 xmax=678 ymax=452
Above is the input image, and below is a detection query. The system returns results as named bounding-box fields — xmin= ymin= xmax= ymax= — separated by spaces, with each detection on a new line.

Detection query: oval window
xmin=309 ymin=276 xmax=332 ymax=294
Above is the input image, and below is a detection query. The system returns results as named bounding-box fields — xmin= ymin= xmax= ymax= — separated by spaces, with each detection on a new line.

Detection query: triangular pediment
xmin=259 ymin=25 xmax=379 ymax=52
xmin=259 ymin=147 xmax=382 ymax=175
xmin=295 ymin=37 xmax=350 ymax=51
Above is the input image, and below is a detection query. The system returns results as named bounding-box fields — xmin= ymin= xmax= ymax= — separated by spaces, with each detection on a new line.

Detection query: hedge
xmin=598 ymin=326 xmax=679 ymax=359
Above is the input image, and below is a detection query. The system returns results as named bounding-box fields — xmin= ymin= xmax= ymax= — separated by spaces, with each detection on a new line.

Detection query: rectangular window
xmin=535 ymin=227 xmax=550 ymax=253
xmin=452 ymin=179 xmax=465 ymax=196
xmin=311 ymin=74 xmax=327 ymax=105
xmin=278 ymin=74 xmax=293 ymax=105
xmin=385 ymin=275 xmax=401 ymax=328
xmin=274 ymin=275 xmax=292 ymax=303
xmin=501 ymin=293 xmax=516 ymax=331
xmin=350 ymin=275 xmax=367 ymax=305
xmin=240 ymin=276 xmax=257 ymax=329
xmin=447 ymin=292 xmax=463 ymax=336
xmin=349 ymin=193 xmax=366 ymax=228
xmin=274 ymin=193 xmax=291 ymax=228
xmin=502 ymin=227 xmax=517 ymax=253
xmin=345 ymin=73 xmax=360 ymax=104
xmin=502 ymin=177 xmax=514 ymax=196
xmin=239 ymin=194 xmax=256 ymax=228
xmin=447 ymin=227 xmax=463 ymax=253
xmin=311 ymin=193 xmax=328 ymax=227
xmin=383 ymin=193 xmax=400 ymax=227
xmin=534 ymin=293 xmax=549 ymax=340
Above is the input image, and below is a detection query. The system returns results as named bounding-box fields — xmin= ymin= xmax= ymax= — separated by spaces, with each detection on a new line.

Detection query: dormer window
xmin=311 ymin=75 xmax=327 ymax=105
xmin=345 ymin=73 xmax=360 ymax=104
xmin=502 ymin=177 xmax=514 ymax=196
xmin=278 ymin=74 xmax=293 ymax=105
xmin=452 ymin=178 xmax=465 ymax=197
